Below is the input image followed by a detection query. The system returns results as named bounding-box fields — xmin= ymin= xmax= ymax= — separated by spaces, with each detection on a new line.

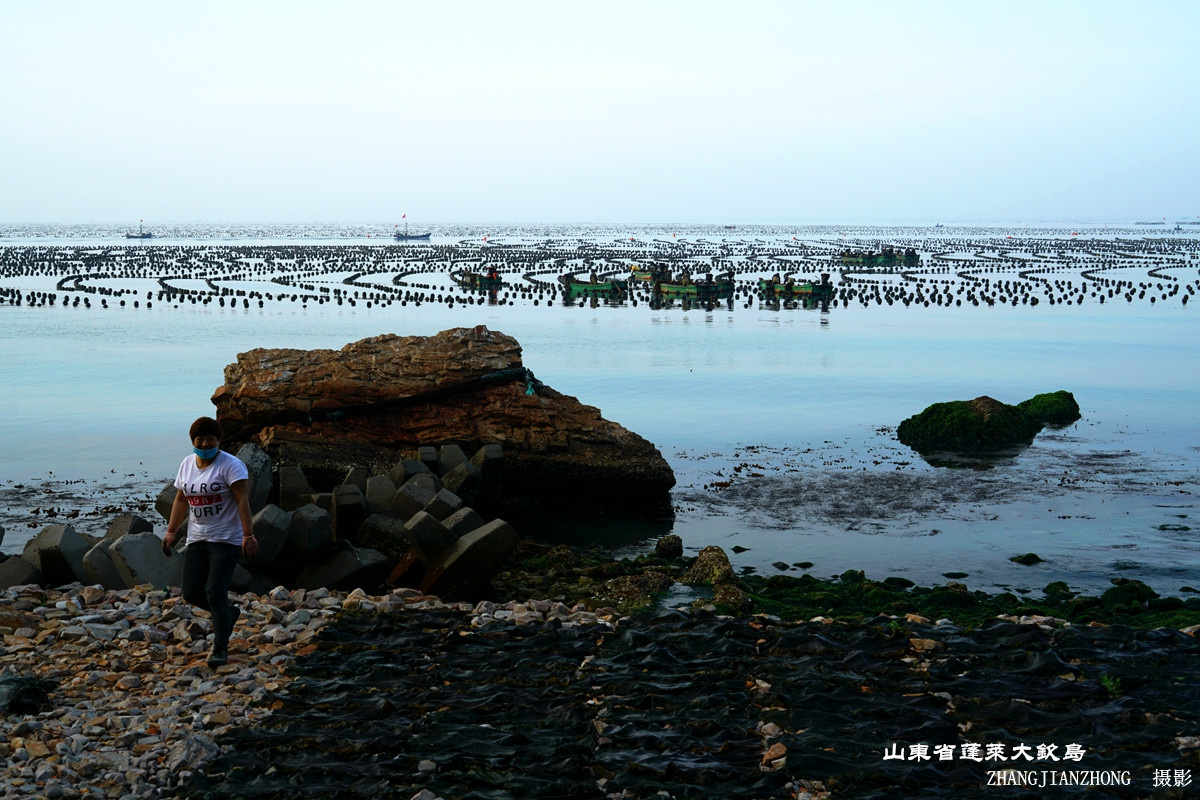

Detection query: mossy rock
xmin=594 ymin=571 xmax=675 ymax=614
xmin=711 ymin=583 xmax=752 ymax=614
xmin=839 ymin=569 xmax=866 ymax=585
xmin=897 ymin=396 xmax=1043 ymax=453
xmin=884 ymin=576 xmax=915 ymax=589
xmin=1017 ymin=390 xmax=1081 ymax=426
xmin=1100 ymin=579 xmax=1158 ymax=608
xmin=1043 ymin=581 xmax=1075 ymax=600
xmin=680 ymin=546 xmax=736 ymax=586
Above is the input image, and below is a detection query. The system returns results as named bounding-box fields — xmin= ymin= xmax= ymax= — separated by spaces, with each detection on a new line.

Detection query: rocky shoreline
xmin=0 ymin=581 xmax=618 ymax=800
xmin=4 ymin=564 xmax=1200 ymax=799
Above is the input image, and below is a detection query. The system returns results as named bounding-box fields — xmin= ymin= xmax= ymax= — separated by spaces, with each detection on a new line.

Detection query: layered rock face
xmin=212 ymin=326 xmax=675 ymax=518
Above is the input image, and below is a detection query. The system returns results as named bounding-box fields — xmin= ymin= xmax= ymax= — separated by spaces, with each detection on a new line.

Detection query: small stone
xmin=761 ymin=742 xmax=787 ymax=770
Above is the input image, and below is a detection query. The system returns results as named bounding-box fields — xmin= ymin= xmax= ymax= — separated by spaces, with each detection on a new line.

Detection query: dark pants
xmin=182 ymin=540 xmax=240 ymax=652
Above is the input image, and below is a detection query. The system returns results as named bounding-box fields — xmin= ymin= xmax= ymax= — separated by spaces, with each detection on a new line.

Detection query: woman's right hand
xmin=162 ymin=530 xmax=176 ymax=556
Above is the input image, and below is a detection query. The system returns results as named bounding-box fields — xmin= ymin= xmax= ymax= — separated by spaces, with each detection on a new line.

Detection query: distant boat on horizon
xmin=393 ymin=217 xmax=431 ymax=241
xmin=125 ymin=220 xmax=153 ymax=239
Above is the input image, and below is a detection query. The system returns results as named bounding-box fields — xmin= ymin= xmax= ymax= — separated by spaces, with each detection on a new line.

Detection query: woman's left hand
xmin=243 ymin=534 xmax=260 ymax=559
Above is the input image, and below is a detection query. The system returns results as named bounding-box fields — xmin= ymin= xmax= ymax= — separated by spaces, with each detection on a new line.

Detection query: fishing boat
xmin=125 ymin=220 xmax=153 ymax=239
xmin=393 ymin=218 xmax=431 ymax=241
xmin=758 ymin=273 xmax=834 ymax=299
xmin=838 ymin=246 xmax=919 ymax=268
xmin=558 ymin=272 xmax=627 ymax=297
xmin=653 ymin=270 xmax=734 ymax=299
xmin=453 ymin=268 xmax=503 ymax=290
xmin=630 ymin=263 xmax=668 ymax=282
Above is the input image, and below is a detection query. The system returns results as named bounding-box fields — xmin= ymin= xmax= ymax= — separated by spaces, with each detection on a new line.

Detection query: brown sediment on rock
xmin=212 ymin=326 xmax=674 ymax=518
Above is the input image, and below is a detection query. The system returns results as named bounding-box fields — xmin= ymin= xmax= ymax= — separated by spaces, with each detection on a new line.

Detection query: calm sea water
xmin=1 ymin=224 xmax=1197 ymax=595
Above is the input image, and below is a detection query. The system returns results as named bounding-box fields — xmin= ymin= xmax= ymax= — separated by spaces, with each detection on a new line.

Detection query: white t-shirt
xmin=174 ymin=450 xmax=249 ymax=545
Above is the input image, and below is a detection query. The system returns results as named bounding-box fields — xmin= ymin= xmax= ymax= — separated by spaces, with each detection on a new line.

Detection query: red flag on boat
xmin=403 ymin=214 xmax=407 ymax=219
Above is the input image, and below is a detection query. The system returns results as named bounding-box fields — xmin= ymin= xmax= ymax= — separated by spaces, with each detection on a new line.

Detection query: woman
xmin=163 ymin=417 xmax=260 ymax=667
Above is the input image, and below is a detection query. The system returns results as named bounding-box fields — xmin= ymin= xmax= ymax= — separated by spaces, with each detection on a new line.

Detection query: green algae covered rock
xmin=681 ymin=546 xmax=736 ymax=586
xmin=1017 ymin=390 xmax=1081 ymax=426
xmin=897 ymin=396 xmax=1043 ymax=453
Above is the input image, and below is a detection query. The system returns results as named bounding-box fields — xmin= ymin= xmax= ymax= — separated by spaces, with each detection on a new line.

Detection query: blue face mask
xmin=194 ymin=446 xmax=220 ymax=460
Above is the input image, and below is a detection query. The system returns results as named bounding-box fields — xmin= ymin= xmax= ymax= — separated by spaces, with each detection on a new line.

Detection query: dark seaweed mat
xmin=0 ymin=674 xmax=55 ymax=714
xmin=173 ymin=610 xmax=1200 ymax=800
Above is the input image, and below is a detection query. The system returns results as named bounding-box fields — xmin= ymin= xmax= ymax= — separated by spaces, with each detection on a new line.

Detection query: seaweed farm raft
xmin=0 ymin=227 xmax=1196 ymax=313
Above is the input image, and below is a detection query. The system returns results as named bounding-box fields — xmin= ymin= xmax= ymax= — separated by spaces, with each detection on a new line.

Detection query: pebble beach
xmin=0 ymin=582 xmax=616 ymax=800
xmin=5 ymin=576 xmax=1200 ymax=800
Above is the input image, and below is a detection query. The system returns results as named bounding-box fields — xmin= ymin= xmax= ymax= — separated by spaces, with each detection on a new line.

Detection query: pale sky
xmin=2 ymin=1 xmax=1197 ymax=224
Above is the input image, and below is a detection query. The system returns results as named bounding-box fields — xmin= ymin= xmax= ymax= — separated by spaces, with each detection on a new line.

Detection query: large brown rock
xmin=212 ymin=326 xmax=674 ymax=519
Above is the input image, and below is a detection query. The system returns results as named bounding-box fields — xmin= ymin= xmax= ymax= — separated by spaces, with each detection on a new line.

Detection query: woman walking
xmin=163 ymin=417 xmax=259 ymax=666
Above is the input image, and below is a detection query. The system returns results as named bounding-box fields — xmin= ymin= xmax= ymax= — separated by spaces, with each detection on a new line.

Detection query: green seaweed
xmin=493 ymin=542 xmax=1200 ymax=630
xmin=897 ymin=396 xmax=1043 ymax=453
xmin=1017 ymin=389 xmax=1082 ymax=425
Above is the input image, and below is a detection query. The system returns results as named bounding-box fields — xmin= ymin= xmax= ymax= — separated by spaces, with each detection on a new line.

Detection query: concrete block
xmin=424 ymin=488 xmax=464 ymax=521
xmin=417 ymin=446 xmax=439 ymax=474
xmin=278 ymin=466 xmax=315 ymax=511
xmin=281 ymin=504 xmax=334 ymax=560
xmin=331 ymin=485 xmax=369 ymax=541
xmin=81 ymin=539 xmax=126 ymax=590
xmin=364 ymin=475 xmax=396 ymax=512
xmin=343 ymin=466 xmax=369 ymax=492
xmin=167 ymin=521 xmax=189 ymax=552
xmin=469 ymin=444 xmax=505 ymax=510
xmin=438 ymin=444 xmax=468 ymax=475
xmin=385 ymin=547 xmax=427 ymax=589
xmin=403 ymin=511 xmax=455 ymax=561
xmin=0 ymin=555 xmax=41 ymax=590
xmin=442 ymin=507 xmax=485 ymax=538
xmin=229 ymin=563 xmax=259 ymax=594
xmin=388 ymin=459 xmax=431 ymax=488
xmin=294 ymin=544 xmax=391 ymax=592
xmin=236 ymin=443 xmax=273 ymax=513
xmin=441 ymin=460 xmax=482 ymax=502
xmin=419 ymin=519 xmax=519 ymax=600
xmin=297 ymin=492 xmax=333 ymax=514
xmin=156 ymin=481 xmax=179 ymax=522
xmin=355 ymin=514 xmax=415 ymax=562
xmin=391 ymin=483 xmax=436 ymax=521
xmin=247 ymin=504 xmax=291 ymax=566
xmin=22 ymin=524 xmax=90 ymax=587
xmin=469 ymin=443 xmax=504 ymax=471
xmin=105 ymin=515 xmax=154 ymax=541
xmin=109 ymin=532 xmax=185 ymax=589
xmin=404 ymin=472 xmax=442 ymax=494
